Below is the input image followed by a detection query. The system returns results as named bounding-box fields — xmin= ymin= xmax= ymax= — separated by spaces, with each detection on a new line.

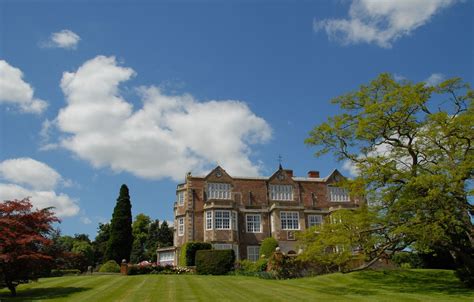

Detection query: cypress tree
xmin=105 ymin=184 xmax=133 ymax=263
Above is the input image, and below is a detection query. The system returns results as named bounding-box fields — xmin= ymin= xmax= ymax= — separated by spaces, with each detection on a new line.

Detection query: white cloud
xmin=0 ymin=158 xmax=79 ymax=217
xmin=0 ymin=157 xmax=63 ymax=190
xmin=342 ymin=159 xmax=359 ymax=177
xmin=424 ymin=73 xmax=445 ymax=86
xmin=315 ymin=0 xmax=457 ymax=48
xmin=0 ymin=60 xmax=48 ymax=114
xmin=54 ymin=56 xmax=272 ymax=181
xmin=42 ymin=29 xmax=81 ymax=49
xmin=0 ymin=183 xmax=79 ymax=217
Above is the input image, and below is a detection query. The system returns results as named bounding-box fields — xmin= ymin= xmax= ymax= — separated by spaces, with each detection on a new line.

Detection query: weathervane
xmin=278 ymin=154 xmax=283 ymax=169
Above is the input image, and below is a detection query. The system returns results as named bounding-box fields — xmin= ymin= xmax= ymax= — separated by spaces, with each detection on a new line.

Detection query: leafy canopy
xmin=0 ymin=199 xmax=60 ymax=296
xmin=305 ymin=73 xmax=473 ymax=284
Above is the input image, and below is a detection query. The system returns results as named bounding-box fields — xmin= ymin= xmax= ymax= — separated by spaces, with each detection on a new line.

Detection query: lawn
xmin=0 ymin=269 xmax=472 ymax=301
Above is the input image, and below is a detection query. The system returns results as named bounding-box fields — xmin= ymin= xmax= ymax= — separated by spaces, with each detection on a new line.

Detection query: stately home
xmin=156 ymin=165 xmax=360 ymax=266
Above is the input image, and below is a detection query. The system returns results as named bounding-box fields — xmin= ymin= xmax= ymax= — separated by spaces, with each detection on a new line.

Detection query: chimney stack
xmin=284 ymin=169 xmax=294 ymax=177
xmin=307 ymin=171 xmax=320 ymax=178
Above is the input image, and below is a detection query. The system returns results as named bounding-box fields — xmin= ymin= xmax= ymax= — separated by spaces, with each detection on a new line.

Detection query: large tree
xmin=0 ymin=199 xmax=59 ymax=296
xmin=305 ymin=74 xmax=473 ymax=285
xmin=130 ymin=213 xmax=151 ymax=263
xmin=105 ymin=184 xmax=133 ymax=263
xmin=157 ymin=221 xmax=173 ymax=249
xmin=92 ymin=223 xmax=110 ymax=265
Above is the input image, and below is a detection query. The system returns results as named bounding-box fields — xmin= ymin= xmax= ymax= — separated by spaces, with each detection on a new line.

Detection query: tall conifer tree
xmin=105 ymin=184 xmax=133 ymax=263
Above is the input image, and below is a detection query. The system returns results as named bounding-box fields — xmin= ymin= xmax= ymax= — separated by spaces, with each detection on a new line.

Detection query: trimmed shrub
xmin=195 ymin=250 xmax=235 ymax=275
xmin=49 ymin=269 xmax=81 ymax=277
xmin=259 ymin=237 xmax=278 ymax=258
xmin=99 ymin=260 xmax=120 ymax=273
xmin=179 ymin=242 xmax=212 ymax=266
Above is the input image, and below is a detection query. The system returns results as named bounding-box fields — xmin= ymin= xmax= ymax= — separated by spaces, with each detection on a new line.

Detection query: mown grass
xmin=0 ymin=269 xmax=472 ymax=301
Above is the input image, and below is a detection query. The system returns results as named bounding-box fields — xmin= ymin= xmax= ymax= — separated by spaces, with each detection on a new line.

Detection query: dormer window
xmin=208 ymin=183 xmax=231 ymax=200
xmin=269 ymin=184 xmax=293 ymax=201
xmin=328 ymin=186 xmax=350 ymax=202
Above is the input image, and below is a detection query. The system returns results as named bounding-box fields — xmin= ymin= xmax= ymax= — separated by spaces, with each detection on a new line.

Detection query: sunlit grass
xmin=0 ymin=269 xmax=472 ymax=301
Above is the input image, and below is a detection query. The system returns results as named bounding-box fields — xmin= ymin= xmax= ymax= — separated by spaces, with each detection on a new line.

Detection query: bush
xmin=259 ymin=237 xmax=278 ymax=258
xmin=49 ymin=269 xmax=81 ymax=277
xmin=238 ymin=259 xmax=268 ymax=273
xmin=127 ymin=264 xmax=194 ymax=275
xmin=179 ymin=242 xmax=212 ymax=266
xmin=391 ymin=252 xmax=423 ymax=269
xmin=267 ymin=252 xmax=304 ymax=279
xmin=99 ymin=260 xmax=120 ymax=273
xmin=195 ymin=249 xmax=235 ymax=275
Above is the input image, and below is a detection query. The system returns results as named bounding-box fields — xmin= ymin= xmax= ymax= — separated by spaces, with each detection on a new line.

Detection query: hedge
xmin=179 ymin=241 xmax=212 ymax=266
xmin=195 ymin=249 xmax=235 ymax=275
xmin=259 ymin=237 xmax=278 ymax=258
xmin=99 ymin=260 xmax=120 ymax=273
xmin=49 ymin=269 xmax=81 ymax=277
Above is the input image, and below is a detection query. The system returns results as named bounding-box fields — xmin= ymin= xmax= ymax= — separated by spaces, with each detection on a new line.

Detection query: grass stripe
xmin=0 ymin=269 xmax=472 ymax=302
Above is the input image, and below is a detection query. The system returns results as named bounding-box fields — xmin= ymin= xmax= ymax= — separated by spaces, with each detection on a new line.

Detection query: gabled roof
xmin=188 ymin=166 xmax=344 ymax=183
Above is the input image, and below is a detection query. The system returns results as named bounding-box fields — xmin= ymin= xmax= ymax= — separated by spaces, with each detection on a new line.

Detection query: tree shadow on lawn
xmin=313 ymin=270 xmax=473 ymax=298
xmin=0 ymin=286 xmax=90 ymax=301
xmin=352 ymin=270 xmax=472 ymax=296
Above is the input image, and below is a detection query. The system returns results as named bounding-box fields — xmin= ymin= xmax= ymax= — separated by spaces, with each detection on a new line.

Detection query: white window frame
xmin=328 ymin=186 xmax=350 ymax=202
xmin=247 ymin=246 xmax=260 ymax=262
xmin=269 ymin=184 xmax=293 ymax=201
xmin=280 ymin=211 xmax=300 ymax=230
xmin=308 ymin=214 xmax=323 ymax=228
xmin=246 ymin=214 xmax=261 ymax=233
xmin=214 ymin=210 xmax=231 ymax=230
xmin=205 ymin=211 xmax=213 ymax=230
xmin=208 ymin=183 xmax=231 ymax=200
xmin=159 ymin=251 xmax=174 ymax=262
xmin=177 ymin=191 xmax=185 ymax=205
xmin=232 ymin=211 xmax=238 ymax=231
xmin=178 ymin=217 xmax=184 ymax=236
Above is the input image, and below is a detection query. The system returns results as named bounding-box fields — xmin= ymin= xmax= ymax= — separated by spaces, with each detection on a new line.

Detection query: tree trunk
xmin=6 ymin=281 xmax=17 ymax=297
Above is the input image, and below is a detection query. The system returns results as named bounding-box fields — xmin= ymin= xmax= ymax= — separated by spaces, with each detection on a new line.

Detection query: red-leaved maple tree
xmin=0 ymin=198 xmax=60 ymax=296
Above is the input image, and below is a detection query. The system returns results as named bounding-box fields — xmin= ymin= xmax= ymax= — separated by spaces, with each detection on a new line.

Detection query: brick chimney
xmin=307 ymin=170 xmax=320 ymax=178
xmin=284 ymin=169 xmax=294 ymax=177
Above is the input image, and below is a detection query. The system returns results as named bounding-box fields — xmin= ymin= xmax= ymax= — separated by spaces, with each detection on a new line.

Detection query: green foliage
xmin=106 ymin=184 xmax=134 ymax=263
xmin=127 ymin=264 xmax=193 ymax=275
xmin=98 ymin=260 xmax=120 ymax=273
xmin=266 ymin=252 xmax=305 ymax=279
xmin=391 ymin=252 xmax=423 ymax=269
xmin=130 ymin=213 xmax=151 ymax=263
xmin=237 ymin=259 xmax=268 ymax=273
xmin=298 ymin=207 xmax=373 ymax=272
xmin=259 ymin=237 xmax=278 ymax=258
xmin=179 ymin=242 xmax=212 ymax=266
xmin=71 ymin=241 xmax=94 ymax=267
xmin=157 ymin=221 xmax=173 ymax=248
xmin=92 ymin=223 xmax=110 ymax=265
xmin=195 ymin=250 xmax=235 ymax=275
xmin=49 ymin=269 xmax=81 ymax=277
xmin=305 ymin=73 xmax=474 ymax=285
xmin=144 ymin=220 xmax=174 ymax=261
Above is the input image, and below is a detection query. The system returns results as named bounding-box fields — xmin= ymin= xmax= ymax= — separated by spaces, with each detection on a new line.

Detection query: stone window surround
xmin=245 ymin=214 xmax=262 ymax=233
xmin=280 ymin=211 xmax=300 ymax=230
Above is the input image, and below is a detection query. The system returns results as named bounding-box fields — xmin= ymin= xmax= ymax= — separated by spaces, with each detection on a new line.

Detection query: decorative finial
xmin=278 ymin=154 xmax=283 ymax=169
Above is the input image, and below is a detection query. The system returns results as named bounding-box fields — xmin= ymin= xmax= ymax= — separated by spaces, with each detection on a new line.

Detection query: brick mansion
xmin=157 ymin=165 xmax=360 ymax=265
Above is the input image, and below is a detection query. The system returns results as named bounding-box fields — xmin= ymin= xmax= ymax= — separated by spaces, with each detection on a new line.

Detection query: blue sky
xmin=0 ymin=0 xmax=473 ymax=238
